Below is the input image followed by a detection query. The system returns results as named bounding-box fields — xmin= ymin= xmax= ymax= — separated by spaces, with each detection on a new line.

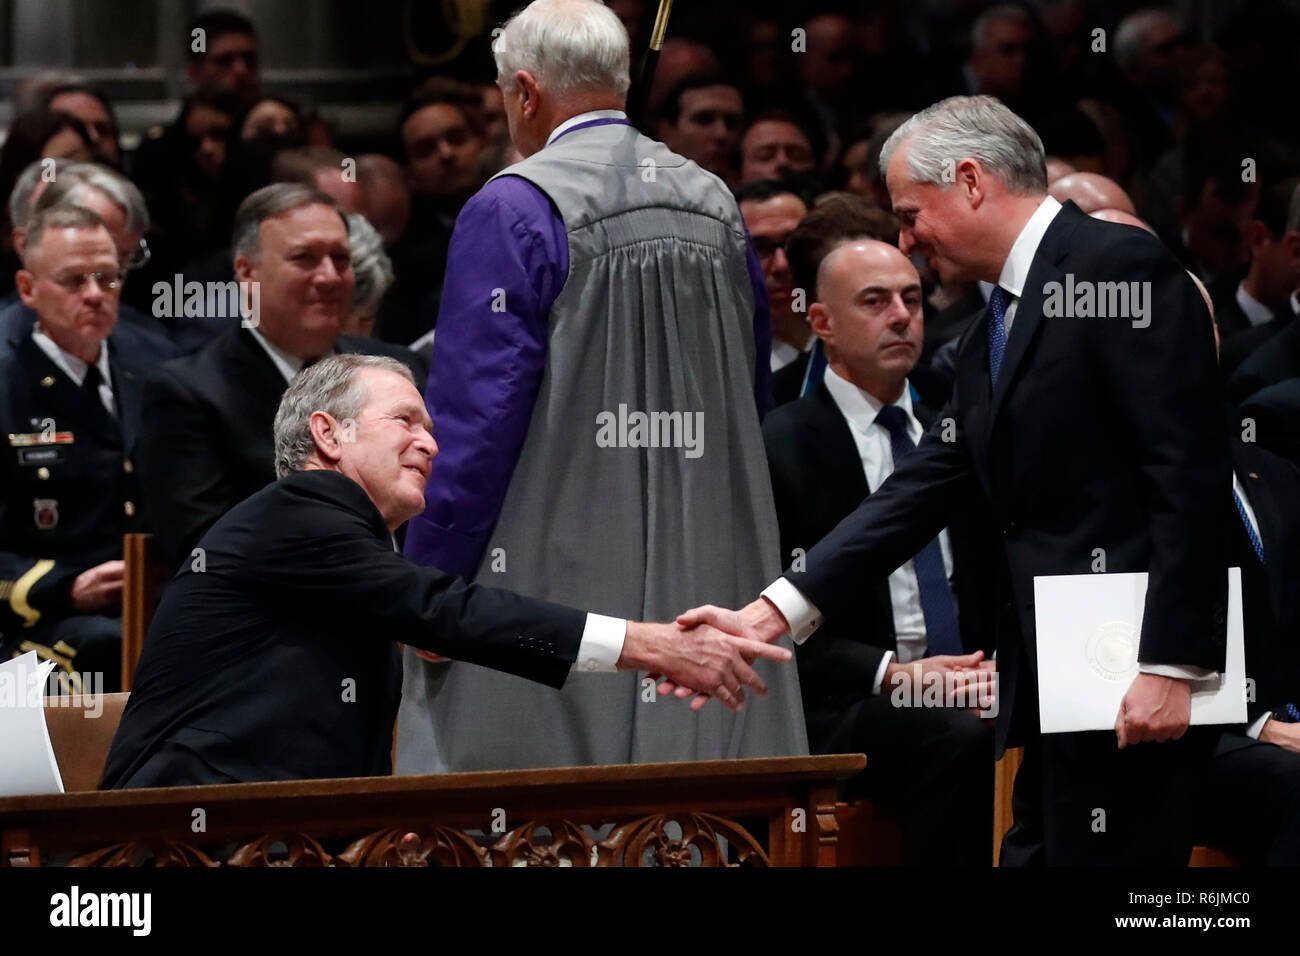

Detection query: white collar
xmin=997 ymin=196 xmax=1063 ymax=298
xmin=823 ymin=366 xmax=914 ymax=435
xmin=248 ymin=327 xmax=305 ymax=384
xmin=1291 ymin=290 xmax=1300 ymax=316
xmin=547 ymin=110 xmax=628 ymax=146
xmin=31 ymin=326 xmax=110 ymax=388
xmin=1235 ymin=282 xmax=1274 ymax=327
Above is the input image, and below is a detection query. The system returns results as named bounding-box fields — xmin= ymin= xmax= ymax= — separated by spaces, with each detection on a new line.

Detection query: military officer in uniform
xmin=0 ymin=204 xmax=178 ymax=691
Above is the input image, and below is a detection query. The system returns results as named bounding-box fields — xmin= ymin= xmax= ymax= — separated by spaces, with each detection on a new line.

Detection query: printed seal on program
xmin=1086 ymin=620 xmax=1139 ymax=682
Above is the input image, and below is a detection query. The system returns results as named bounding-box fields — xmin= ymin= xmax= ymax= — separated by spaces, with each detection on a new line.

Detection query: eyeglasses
xmin=40 ymin=271 xmax=124 ymax=293
xmin=752 ymin=234 xmax=793 ymax=264
xmin=123 ymin=237 xmax=150 ymax=271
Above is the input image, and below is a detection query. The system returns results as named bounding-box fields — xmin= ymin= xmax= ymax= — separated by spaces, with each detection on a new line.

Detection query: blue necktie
xmin=987 ymin=285 xmax=1012 ymax=386
xmin=1234 ymin=489 xmax=1265 ymax=563
xmin=875 ymin=404 xmax=963 ymax=657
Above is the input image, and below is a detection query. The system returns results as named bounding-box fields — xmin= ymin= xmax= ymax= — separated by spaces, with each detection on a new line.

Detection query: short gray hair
xmin=9 ymin=158 xmax=67 ymax=229
xmin=879 ymin=95 xmax=1047 ymax=196
xmin=24 ymin=203 xmax=107 ymax=257
xmin=272 ymin=353 xmax=414 ymax=478
xmin=232 ymin=182 xmax=348 ymax=264
xmin=346 ymin=213 xmax=394 ymax=311
xmin=493 ymin=0 xmax=630 ymax=101
xmin=31 ymin=161 xmax=150 ymax=234
xmin=1114 ymin=9 xmax=1181 ymax=74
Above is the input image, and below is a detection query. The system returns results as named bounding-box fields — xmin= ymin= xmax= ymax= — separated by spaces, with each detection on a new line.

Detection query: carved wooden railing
xmin=0 ymin=755 xmax=864 ymax=868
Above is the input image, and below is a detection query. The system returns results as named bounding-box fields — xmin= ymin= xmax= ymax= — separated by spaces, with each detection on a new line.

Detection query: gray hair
xmin=971 ymin=4 xmax=1032 ymax=51
xmin=493 ymin=0 xmax=630 ymax=101
xmin=232 ymin=182 xmax=348 ymax=263
xmin=273 ymin=353 xmax=415 ymax=478
xmin=24 ymin=204 xmax=108 ymax=258
xmin=346 ymin=213 xmax=394 ymax=311
xmin=9 ymin=158 xmax=67 ymax=229
xmin=879 ymin=95 xmax=1047 ymax=196
xmin=31 ymin=161 xmax=150 ymax=234
xmin=1114 ymin=9 xmax=1181 ymax=74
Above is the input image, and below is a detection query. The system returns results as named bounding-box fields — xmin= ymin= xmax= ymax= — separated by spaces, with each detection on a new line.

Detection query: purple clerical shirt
xmin=403 ymin=119 xmax=773 ymax=578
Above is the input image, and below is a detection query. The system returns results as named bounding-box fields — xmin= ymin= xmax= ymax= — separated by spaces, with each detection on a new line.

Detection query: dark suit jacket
xmin=1220 ymin=306 xmax=1293 ymax=382
xmin=784 ymin=203 xmax=1232 ymax=754
xmin=137 ymin=327 xmax=428 ymax=571
xmin=101 ymin=469 xmax=585 ymax=787
xmin=1229 ymin=313 xmax=1300 ymax=404
xmin=1240 ymin=378 xmax=1300 ymax=466
xmin=1229 ymin=429 xmax=1300 ymax=724
xmin=763 ymin=383 xmax=995 ymax=748
xmin=0 ymin=320 xmax=178 ymax=637
xmin=771 ymin=351 xmax=811 ymax=407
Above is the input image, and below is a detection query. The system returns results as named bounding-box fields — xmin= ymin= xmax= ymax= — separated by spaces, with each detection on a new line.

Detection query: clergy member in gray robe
xmin=397 ymin=0 xmax=807 ymax=771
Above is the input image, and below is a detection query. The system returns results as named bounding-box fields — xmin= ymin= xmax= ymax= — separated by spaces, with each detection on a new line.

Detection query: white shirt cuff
xmin=1138 ymin=663 xmax=1218 ymax=681
xmin=572 ymin=613 xmax=626 ymax=672
xmin=871 ymin=651 xmax=895 ymax=696
xmin=1246 ymin=712 xmax=1272 ymax=740
xmin=761 ymin=577 xmax=822 ymax=644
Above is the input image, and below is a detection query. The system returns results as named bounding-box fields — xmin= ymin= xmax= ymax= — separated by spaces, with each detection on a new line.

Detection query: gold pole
xmin=649 ymin=0 xmax=675 ymax=52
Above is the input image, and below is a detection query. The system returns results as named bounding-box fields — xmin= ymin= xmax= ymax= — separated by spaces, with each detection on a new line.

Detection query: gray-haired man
xmin=683 ymin=95 xmax=1233 ymax=866
xmin=399 ymin=0 xmax=807 ymax=773
xmin=101 ymin=354 xmax=790 ymax=787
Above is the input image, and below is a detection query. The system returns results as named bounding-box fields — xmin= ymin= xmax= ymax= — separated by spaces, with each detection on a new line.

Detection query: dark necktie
xmin=82 ymin=363 xmax=108 ymax=414
xmin=987 ymin=285 xmax=1012 ymax=386
xmin=875 ymin=404 xmax=963 ymax=657
xmin=1234 ymin=489 xmax=1265 ymax=563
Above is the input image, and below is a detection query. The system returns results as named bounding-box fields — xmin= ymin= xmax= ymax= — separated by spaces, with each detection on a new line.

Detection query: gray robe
xmin=395 ymin=122 xmax=807 ymax=772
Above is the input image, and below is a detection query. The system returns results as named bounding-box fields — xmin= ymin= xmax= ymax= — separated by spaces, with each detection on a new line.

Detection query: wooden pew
xmin=0 ymin=754 xmax=864 ymax=867
xmin=43 ymin=693 xmax=132 ymax=792
xmin=121 ymin=533 xmax=165 ymax=691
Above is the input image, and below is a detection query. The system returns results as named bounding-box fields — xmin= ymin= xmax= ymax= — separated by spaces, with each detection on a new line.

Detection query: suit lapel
xmin=807 ymin=384 xmax=870 ymax=498
xmin=1233 ymin=443 xmax=1290 ymax=621
xmin=16 ymin=334 xmax=119 ymax=444
xmin=987 ymin=202 xmax=1084 ymax=429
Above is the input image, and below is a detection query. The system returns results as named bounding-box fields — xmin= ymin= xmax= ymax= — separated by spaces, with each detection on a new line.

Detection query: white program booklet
xmin=1033 ymin=569 xmax=1246 ymax=734
xmin=0 ymin=651 xmax=65 ymax=796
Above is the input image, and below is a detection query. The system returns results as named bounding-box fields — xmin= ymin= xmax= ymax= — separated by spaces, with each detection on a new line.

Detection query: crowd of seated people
xmin=2 ymin=1 xmax=1300 ymax=864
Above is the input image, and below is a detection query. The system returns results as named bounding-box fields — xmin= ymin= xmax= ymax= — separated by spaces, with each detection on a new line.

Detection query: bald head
xmin=1049 ymin=172 xmax=1135 ymax=214
xmin=811 ymin=240 xmax=923 ymax=403
xmin=1090 ymin=208 xmax=1155 ymax=233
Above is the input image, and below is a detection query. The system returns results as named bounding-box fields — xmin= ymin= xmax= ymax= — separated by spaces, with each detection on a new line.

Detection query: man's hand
xmin=70 ymin=560 xmax=125 ymax=613
xmin=883 ymin=651 xmax=996 ymax=710
xmin=618 ymin=620 xmax=792 ymax=713
xmin=674 ymin=597 xmax=790 ymax=644
xmin=1115 ymin=672 xmax=1191 ymax=748
xmin=1259 ymin=718 xmax=1300 ymax=754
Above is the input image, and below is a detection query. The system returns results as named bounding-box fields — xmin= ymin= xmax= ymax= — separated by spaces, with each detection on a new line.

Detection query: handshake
xmin=625 ymin=598 xmax=794 ymax=713
xmin=414 ymin=597 xmax=793 ymax=713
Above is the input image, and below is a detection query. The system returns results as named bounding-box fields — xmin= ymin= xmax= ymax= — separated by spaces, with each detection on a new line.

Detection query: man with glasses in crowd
xmin=0 ymin=205 xmax=178 ymax=693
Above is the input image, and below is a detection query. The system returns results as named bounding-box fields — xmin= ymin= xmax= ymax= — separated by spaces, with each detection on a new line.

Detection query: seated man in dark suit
xmin=0 ymin=205 xmax=179 ymax=692
xmin=101 ymin=354 xmax=788 ymax=787
xmin=137 ymin=183 xmax=428 ymax=573
xmin=762 ymin=239 xmax=995 ymax=865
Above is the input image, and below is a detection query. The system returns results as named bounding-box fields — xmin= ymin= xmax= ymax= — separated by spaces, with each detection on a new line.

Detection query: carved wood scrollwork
xmin=67 ymin=840 xmax=218 ymax=867
xmin=336 ymin=827 xmax=487 ymax=867
xmin=597 ymin=813 xmax=770 ymax=867
xmin=227 ymin=833 xmax=334 ymax=867
xmin=490 ymin=820 xmax=594 ymax=867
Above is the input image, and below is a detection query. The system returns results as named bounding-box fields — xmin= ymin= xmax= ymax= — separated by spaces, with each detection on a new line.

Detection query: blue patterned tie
xmin=875 ymin=404 xmax=963 ymax=657
xmin=987 ymin=285 xmax=1012 ymax=386
xmin=1234 ymin=489 xmax=1265 ymax=563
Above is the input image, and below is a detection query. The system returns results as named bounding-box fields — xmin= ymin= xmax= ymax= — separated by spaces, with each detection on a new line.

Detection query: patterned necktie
xmin=1234 ymin=489 xmax=1265 ymax=563
xmin=875 ymin=404 xmax=963 ymax=657
xmin=987 ymin=285 xmax=1012 ymax=386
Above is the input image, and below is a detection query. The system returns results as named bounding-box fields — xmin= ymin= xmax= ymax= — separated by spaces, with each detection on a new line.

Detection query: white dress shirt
xmin=765 ymin=195 xmax=1217 ymax=682
xmin=32 ymin=328 xmax=116 ymax=417
xmin=1235 ymin=283 xmax=1274 ymax=328
xmin=248 ymin=328 xmax=308 ymax=384
xmin=823 ymin=368 xmax=954 ymax=691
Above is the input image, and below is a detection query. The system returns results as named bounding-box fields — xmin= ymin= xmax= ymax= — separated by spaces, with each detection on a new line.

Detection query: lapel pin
xmin=40 ymin=376 xmax=55 ymax=387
